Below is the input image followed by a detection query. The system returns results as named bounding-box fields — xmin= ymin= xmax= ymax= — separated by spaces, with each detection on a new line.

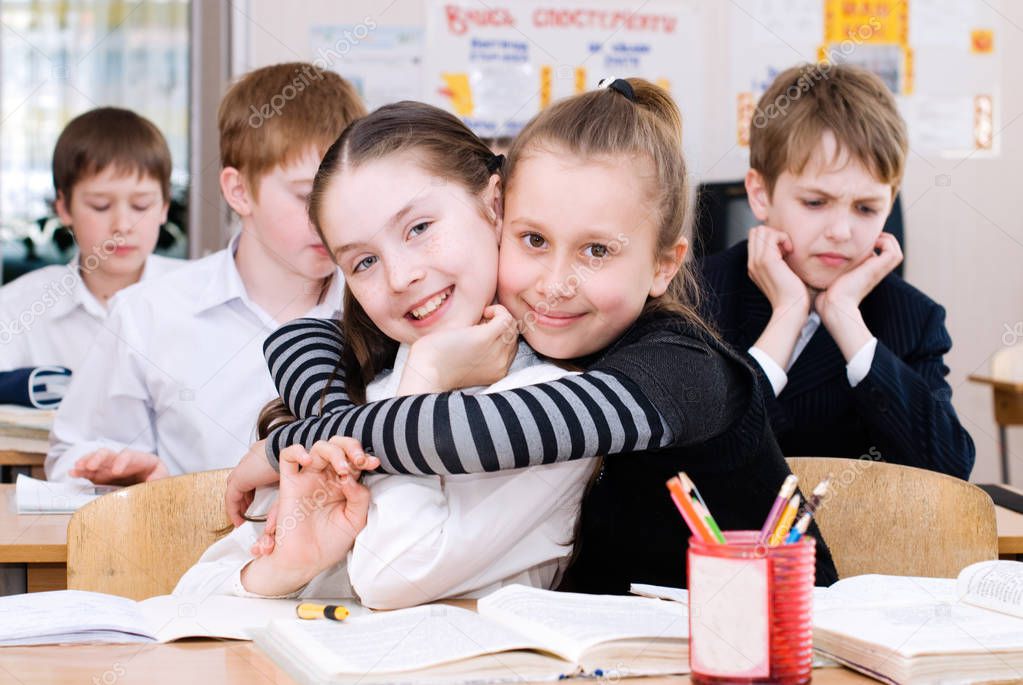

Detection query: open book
xmin=254 ymin=584 xmax=689 ymax=685
xmin=0 ymin=590 xmax=366 ymax=646
xmin=813 ymin=560 xmax=1023 ymax=684
xmin=15 ymin=474 xmax=118 ymax=514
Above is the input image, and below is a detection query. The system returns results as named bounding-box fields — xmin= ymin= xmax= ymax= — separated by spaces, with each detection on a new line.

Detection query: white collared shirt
xmin=173 ymin=343 xmax=596 ymax=609
xmin=45 ymin=236 xmax=343 ymax=481
xmin=0 ymin=254 xmax=181 ymax=372
xmin=748 ymin=312 xmax=877 ymax=396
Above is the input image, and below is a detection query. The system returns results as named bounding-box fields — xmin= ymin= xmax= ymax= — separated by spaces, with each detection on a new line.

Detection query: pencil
xmin=666 ymin=476 xmax=714 ymax=543
xmin=768 ymin=494 xmax=801 ymax=547
xmin=679 ymin=472 xmax=726 ymax=544
xmin=758 ymin=475 xmax=798 ymax=544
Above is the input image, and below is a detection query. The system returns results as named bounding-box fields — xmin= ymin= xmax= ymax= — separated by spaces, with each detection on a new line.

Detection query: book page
xmin=957 ymin=560 xmax=1023 ymax=619
xmin=477 ymin=585 xmax=688 ymax=663
xmin=629 ymin=583 xmax=688 ymax=605
xmin=140 ymin=595 xmax=369 ymax=642
xmin=814 ymin=601 xmax=1023 ymax=657
xmin=0 ymin=590 xmax=154 ymax=645
xmin=816 ymin=574 xmax=958 ymax=614
xmin=15 ymin=474 xmax=118 ymax=513
xmin=267 ymin=604 xmax=563 ymax=676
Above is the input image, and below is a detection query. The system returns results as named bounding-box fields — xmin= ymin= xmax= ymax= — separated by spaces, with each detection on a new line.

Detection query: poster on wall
xmin=309 ymin=24 xmax=424 ymax=113
xmin=729 ymin=0 xmax=1000 ymax=158
xmin=423 ymin=0 xmax=708 ymax=166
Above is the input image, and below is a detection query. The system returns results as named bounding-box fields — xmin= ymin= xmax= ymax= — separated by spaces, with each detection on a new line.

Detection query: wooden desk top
xmin=0 ymin=448 xmax=46 ymax=466
xmin=0 ymin=478 xmax=1020 ymax=567
xmin=0 ymin=485 xmax=70 ymax=563
xmin=0 ymin=641 xmax=875 ymax=685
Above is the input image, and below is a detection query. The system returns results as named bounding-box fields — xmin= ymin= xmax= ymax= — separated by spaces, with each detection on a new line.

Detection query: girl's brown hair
xmin=505 ymin=78 xmax=713 ymax=336
xmin=255 ymin=101 xmax=502 ymax=434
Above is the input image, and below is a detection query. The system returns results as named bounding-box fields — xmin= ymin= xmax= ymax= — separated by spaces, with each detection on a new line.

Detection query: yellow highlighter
xmin=296 ymin=603 xmax=349 ymax=621
xmin=768 ymin=494 xmax=801 ymax=547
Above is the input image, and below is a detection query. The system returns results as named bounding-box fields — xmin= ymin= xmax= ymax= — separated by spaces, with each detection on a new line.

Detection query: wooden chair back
xmin=786 ymin=457 xmax=997 ymax=578
xmin=67 ymin=469 xmax=231 ymax=599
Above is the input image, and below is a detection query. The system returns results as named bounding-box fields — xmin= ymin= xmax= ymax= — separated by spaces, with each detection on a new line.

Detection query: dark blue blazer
xmin=699 ymin=241 xmax=975 ymax=480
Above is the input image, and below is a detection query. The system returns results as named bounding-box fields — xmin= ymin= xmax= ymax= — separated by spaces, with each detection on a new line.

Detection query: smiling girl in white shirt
xmin=174 ymin=102 xmax=595 ymax=608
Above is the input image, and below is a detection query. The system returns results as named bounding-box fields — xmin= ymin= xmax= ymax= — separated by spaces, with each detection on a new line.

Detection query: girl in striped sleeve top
xmin=229 ymin=80 xmax=839 ymax=593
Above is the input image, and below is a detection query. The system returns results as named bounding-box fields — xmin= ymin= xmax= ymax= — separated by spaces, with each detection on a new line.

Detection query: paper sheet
xmin=15 ymin=474 xmax=118 ymax=513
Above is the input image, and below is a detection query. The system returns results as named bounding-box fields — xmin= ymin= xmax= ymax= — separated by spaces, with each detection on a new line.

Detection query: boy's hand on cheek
xmin=747 ymin=225 xmax=810 ymax=317
xmin=400 ymin=304 xmax=518 ymax=394
xmin=817 ymin=232 xmax=903 ymax=360
xmin=69 ymin=448 xmax=168 ymax=486
xmin=748 ymin=226 xmax=813 ymax=370
xmin=819 ymin=232 xmax=903 ymax=310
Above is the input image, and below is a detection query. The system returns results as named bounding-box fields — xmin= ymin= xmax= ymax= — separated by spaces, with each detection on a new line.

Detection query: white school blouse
xmin=45 ymin=236 xmax=343 ymax=482
xmin=0 ymin=254 xmax=181 ymax=372
xmin=173 ymin=344 xmax=596 ymax=609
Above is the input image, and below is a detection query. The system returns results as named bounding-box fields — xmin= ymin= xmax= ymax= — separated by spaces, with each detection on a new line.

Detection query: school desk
xmin=0 ymin=485 xmax=68 ymax=593
xmin=969 ymin=374 xmax=1023 ymax=483
xmin=0 ymin=637 xmax=876 ymax=684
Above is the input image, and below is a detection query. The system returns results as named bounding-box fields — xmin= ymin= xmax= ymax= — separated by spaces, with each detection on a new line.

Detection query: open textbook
xmin=15 ymin=474 xmax=118 ymax=514
xmin=0 ymin=590 xmax=367 ymax=646
xmin=813 ymin=560 xmax=1023 ymax=685
xmin=254 ymin=584 xmax=690 ymax=685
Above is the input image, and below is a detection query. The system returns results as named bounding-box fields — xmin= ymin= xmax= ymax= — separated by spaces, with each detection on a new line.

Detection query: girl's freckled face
xmin=497 ymin=151 xmax=665 ymax=359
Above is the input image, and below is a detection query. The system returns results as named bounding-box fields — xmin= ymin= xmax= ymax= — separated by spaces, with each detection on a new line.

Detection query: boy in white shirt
xmin=0 ymin=108 xmax=180 ymax=407
xmin=45 ymin=63 xmax=366 ymax=483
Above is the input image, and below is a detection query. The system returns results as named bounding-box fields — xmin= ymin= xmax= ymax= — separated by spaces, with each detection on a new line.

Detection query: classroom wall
xmin=235 ymin=0 xmax=1023 ymax=485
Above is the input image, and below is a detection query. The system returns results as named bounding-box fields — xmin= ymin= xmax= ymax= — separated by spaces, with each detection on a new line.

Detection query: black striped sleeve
xmin=263 ymin=318 xmax=353 ymax=417
xmin=264 ymin=369 xmax=673 ymax=474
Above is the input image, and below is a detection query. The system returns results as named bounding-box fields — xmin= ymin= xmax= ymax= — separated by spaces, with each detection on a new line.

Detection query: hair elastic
xmin=597 ymin=77 xmax=636 ymax=103
xmin=486 ymin=153 xmax=505 ymax=173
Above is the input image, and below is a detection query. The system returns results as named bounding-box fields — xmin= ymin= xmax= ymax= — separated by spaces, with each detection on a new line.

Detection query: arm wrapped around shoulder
xmin=592 ymin=325 xmax=764 ymax=472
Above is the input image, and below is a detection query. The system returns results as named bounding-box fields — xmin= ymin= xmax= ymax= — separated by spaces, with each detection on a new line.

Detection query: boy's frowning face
xmin=56 ymin=166 xmax=167 ymax=279
xmin=747 ymin=130 xmax=894 ymax=291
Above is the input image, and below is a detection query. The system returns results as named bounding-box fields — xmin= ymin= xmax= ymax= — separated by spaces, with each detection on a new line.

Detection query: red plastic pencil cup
xmin=688 ymin=531 xmax=815 ymax=685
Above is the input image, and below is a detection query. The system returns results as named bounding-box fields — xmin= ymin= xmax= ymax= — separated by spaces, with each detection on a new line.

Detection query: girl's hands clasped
xmin=239 ymin=437 xmax=378 ymax=597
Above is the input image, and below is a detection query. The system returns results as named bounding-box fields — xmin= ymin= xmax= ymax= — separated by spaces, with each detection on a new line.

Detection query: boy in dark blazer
xmin=700 ymin=63 xmax=974 ymax=479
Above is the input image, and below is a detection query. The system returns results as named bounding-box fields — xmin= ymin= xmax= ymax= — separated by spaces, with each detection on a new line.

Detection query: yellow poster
xmin=824 ymin=0 xmax=908 ymax=46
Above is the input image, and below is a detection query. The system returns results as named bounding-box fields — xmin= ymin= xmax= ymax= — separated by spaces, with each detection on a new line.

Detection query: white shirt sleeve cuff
xmin=231 ymin=561 xmax=305 ymax=599
xmin=846 ymin=337 xmax=878 ymax=388
xmin=748 ymin=346 xmax=788 ymax=396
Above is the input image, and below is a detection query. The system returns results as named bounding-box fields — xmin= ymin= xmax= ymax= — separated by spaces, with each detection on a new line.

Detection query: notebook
xmin=15 ymin=474 xmax=118 ymax=514
xmin=254 ymin=584 xmax=690 ymax=684
xmin=0 ymin=590 xmax=366 ymax=645
xmin=813 ymin=560 xmax=1023 ymax=684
